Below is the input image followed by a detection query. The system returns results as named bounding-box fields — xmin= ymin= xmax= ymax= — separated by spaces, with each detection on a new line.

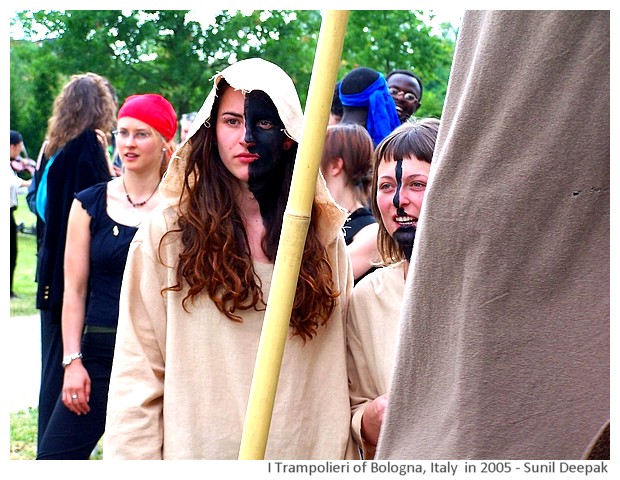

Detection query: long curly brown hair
xmin=44 ymin=73 xmax=117 ymax=156
xmin=162 ymin=85 xmax=340 ymax=341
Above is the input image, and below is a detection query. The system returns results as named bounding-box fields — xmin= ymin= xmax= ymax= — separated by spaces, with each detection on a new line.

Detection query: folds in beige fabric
xmin=377 ymin=10 xmax=610 ymax=460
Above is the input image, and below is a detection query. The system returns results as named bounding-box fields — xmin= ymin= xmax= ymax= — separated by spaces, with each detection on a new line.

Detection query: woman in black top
xmin=321 ymin=123 xmax=380 ymax=283
xmin=36 ymin=93 xmax=177 ymax=459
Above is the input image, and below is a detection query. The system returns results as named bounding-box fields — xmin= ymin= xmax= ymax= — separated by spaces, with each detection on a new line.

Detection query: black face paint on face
xmin=245 ymin=90 xmax=294 ymax=224
xmin=391 ymin=158 xmax=416 ymax=260
xmin=392 ymin=159 xmax=403 ymax=208
xmin=245 ymin=91 xmax=289 ymax=182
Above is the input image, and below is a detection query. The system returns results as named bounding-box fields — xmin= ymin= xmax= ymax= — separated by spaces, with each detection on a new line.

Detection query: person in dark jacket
xmin=34 ymin=72 xmax=117 ymax=450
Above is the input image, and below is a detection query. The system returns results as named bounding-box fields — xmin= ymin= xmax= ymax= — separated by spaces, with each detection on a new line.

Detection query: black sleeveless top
xmin=76 ymin=182 xmax=139 ymax=328
xmin=343 ymin=207 xmax=378 ymax=283
xmin=343 ymin=207 xmax=376 ymax=245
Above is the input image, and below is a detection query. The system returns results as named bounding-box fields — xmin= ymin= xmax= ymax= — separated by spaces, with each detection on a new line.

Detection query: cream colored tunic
xmin=104 ymin=200 xmax=356 ymax=459
xmin=346 ymin=262 xmax=406 ymax=459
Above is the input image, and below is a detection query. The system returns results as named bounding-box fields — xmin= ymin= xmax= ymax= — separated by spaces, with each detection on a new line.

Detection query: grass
xmin=10 ymin=192 xmax=38 ymax=317
xmin=10 ymin=409 xmax=104 ymax=460
xmin=10 ymin=194 xmax=39 ymax=460
xmin=9 ymin=193 xmax=103 ymax=460
xmin=9 ymin=409 xmax=39 ymax=460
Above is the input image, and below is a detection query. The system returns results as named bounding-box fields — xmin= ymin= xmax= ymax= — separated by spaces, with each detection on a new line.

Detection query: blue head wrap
xmin=339 ymin=73 xmax=401 ymax=146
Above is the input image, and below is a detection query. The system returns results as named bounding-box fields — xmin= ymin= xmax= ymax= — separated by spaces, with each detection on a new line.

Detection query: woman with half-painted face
xmin=105 ymin=58 xmax=357 ymax=460
xmin=346 ymin=118 xmax=439 ymax=459
xmin=215 ymin=85 xmax=296 ymax=231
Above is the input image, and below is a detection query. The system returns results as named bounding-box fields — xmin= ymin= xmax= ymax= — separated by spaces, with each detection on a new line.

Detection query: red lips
xmin=236 ymin=153 xmax=260 ymax=163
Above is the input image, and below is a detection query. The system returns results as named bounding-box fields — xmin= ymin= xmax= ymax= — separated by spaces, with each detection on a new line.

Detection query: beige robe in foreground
xmin=105 ymin=57 xmax=357 ymax=460
xmin=104 ymin=200 xmax=356 ymax=459
xmin=347 ymin=262 xmax=406 ymax=459
xmin=377 ymin=10 xmax=610 ymax=460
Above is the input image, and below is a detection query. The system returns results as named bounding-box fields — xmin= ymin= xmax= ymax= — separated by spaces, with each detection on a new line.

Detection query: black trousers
xmin=37 ymin=306 xmax=64 ymax=451
xmin=37 ymin=331 xmax=116 ymax=459
xmin=10 ymin=206 xmax=17 ymax=293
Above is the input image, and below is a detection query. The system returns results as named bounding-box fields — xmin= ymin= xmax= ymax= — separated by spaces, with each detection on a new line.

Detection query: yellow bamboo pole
xmin=238 ymin=10 xmax=349 ymax=460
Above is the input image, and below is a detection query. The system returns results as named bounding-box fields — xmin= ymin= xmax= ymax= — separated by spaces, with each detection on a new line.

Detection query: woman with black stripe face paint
xmin=346 ymin=118 xmax=439 ymax=459
xmin=105 ymin=58 xmax=357 ymax=460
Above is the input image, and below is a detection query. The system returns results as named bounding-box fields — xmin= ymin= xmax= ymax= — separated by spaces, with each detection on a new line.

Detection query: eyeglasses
xmin=112 ymin=129 xmax=153 ymax=142
xmin=388 ymin=87 xmax=419 ymax=103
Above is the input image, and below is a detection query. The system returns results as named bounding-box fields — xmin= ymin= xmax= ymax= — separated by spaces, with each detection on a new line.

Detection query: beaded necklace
xmin=122 ymin=176 xmax=159 ymax=208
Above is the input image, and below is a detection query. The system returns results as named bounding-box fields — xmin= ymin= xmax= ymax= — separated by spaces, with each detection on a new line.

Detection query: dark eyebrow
xmin=379 ymin=172 xmax=428 ymax=180
xmin=220 ymin=111 xmax=244 ymax=118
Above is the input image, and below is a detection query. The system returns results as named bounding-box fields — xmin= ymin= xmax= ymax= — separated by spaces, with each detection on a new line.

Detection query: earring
xmin=162 ymin=148 xmax=167 ymax=152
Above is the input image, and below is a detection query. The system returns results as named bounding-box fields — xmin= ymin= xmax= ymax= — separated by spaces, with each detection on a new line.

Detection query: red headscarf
xmin=117 ymin=94 xmax=177 ymax=141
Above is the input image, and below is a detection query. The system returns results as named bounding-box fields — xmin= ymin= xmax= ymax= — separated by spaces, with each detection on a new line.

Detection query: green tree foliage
xmin=207 ymin=10 xmax=324 ymax=109
xmin=10 ymin=9 xmax=458 ymax=155
xmin=339 ymin=10 xmax=456 ymax=118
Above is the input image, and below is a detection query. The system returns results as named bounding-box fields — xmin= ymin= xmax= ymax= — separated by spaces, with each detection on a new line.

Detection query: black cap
xmin=340 ymin=67 xmax=380 ymax=95
xmin=10 ymin=130 xmax=23 ymax=145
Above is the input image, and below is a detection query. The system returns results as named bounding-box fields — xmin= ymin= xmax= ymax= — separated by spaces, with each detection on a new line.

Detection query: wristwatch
xmin=62 ymin=352 xmax=83 ymax=367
